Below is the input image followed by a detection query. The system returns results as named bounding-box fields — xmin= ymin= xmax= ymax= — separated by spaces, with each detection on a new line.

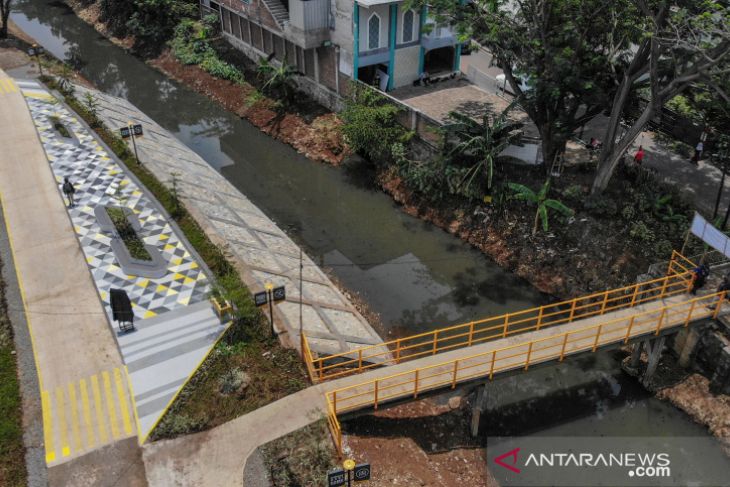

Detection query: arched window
xmin=402 ymin=10 xmax=415 ymax=43
xmin=368 ymin=13 xmax=380 ymax=50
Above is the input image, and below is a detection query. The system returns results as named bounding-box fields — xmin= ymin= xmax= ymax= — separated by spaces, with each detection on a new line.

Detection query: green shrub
xmin=153 ymin=413 xmax=205 ymax=438
xmin=621 ymin=205 xmax=636 ymax=221
xmin=341 ymin=84 xmax=410 ymax=164
xmin=653 ymin=239 xmax=674 ymax=258
xmin=629 ymin=221 xmax=655 ymax=242
xmin=562 ymin=184 xmax=585 ymax=202
xmin=218 ymin=368 xmax=249 ymax=395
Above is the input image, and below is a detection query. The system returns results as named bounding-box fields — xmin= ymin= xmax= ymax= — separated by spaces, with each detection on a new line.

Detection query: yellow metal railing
xmin=307 ymin=251 xmax=695 ymax=383
xmin=324 ymin=289 xmax=724 ymax=454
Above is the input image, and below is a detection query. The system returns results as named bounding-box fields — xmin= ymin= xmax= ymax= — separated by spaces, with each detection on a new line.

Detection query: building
xmin=202 ymin=0 xmax=462 ymax=109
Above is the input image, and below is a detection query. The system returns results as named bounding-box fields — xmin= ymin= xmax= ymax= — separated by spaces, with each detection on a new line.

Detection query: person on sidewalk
xmin=633 ymin=146 xmax=645 ymax=165
xmin=62 ymin=177 xmax=76 ymax=208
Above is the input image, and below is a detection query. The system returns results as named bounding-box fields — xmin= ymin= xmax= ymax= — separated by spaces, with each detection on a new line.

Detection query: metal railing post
xmin=489 ymin=351 xmax=496 ymax=380
xmin=568 ymin=300 xmax=577 ymax=322
xmin=468 ymin=322 xmax=474 ymax=346
xmin=452 ymin=361 xmax=459 ymax=388
xmin=714 ymin=293 xmax=726 ymax=319
xmin=524 ymin=342 xmax=533 ymax=371
xmin=536 ymin=307 xmax=544 ymax=330
xmin=624 ymin=316 xmax=635 ymax=343
xmin=333 ymin=391 xmax=337 ymax=414
xmin=374 ymin=382 xmax=379 ymax=410
xmin=414 ymin=370 xmax=420 ymax=398
xmin=659 ymin=276 xmax=668 ymax=298
xmin=655 ymin=308 xmax=667 ymax=335
xmin=592 ymin=325 xmax=603 ymax=352
xmin=600 ymin=292 xmax=609 ymax=315
xmin=559 ymin=334 xmax=569 ymax=361
xmin=358 ymin=349 xmax=363 ymax=371
xmin=432 ymin=331 xmax=439 ymax=355
xmin=502 ymin=314 xmax=510 ymax=338
xmin=318 ymin=359 xmax=323 ymax=381
xmin=630 ymin=284 xmax=639 ymax=307
xmin=395 ymin=338 xmax=401 ymax=364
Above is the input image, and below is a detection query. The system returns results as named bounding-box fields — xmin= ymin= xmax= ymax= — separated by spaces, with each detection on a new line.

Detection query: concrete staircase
xmin=262 ymin=0 xmax=289 ymax=28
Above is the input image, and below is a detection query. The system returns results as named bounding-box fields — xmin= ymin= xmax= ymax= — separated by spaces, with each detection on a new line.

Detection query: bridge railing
xmin=306 ymin=251 xmax=694 ymax=383
xmin=324 ymin=290 xmax=724 ymax=454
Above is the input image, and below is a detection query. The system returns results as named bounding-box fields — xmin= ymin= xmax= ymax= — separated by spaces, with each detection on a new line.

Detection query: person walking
xmin=62 ymin=177 xmax=76 ymax=208
xmin=690 ymin=264 xmax=710 ymax=295
xmin=633 ymin=146 xmax=645 ymax=165
xmin=692 ymin=141 xmax=704 ymax=165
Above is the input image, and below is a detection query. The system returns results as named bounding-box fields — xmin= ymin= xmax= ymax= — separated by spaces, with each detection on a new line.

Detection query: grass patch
xmin=40 ymin=76 xmax=309 ymax=440
xmin=260 ymin=420 xmax=338 ymax=487
xmin=106 ymin=207 xmax=152 ymax=261
xmin=0 ymin=260 xmax=27 ymax=486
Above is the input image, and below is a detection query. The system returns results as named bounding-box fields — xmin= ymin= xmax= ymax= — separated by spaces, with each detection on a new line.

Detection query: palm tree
xmin=443 ymin=101 xmax=523 ymax=199
xmin=508 ymin=180 xmax=574 ymax=235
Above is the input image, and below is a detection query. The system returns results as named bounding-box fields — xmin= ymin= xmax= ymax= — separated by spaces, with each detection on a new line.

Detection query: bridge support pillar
xmin=678 ymin=328 xmax=701 ymax=368
xmin=642 ymin=337 xmax=666 ymax=387
xmin=629 ymin=341 xmax=643 ymax=369
xmin=470 ymin=384 xmax=489 ymax=438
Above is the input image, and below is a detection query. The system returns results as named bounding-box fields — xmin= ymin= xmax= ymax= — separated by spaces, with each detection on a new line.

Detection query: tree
xmin=340 ymin=84 xmax=410 ymax=163
xmin=442 ymin=100 xmax=523 ymax=197
xmin=591 ymin=0 xmax=730 ymax=194
xmin=409 ymin=0 xmax=639 ymax=168
xmin=1 ymin=0 xmax=11 ymax=39
xmin=508 ymin=180 xmax=574 ymax=235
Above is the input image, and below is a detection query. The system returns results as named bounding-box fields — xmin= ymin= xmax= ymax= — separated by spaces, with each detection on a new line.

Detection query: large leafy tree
xmin=442 ymin=101 xmax=523 ymax=196
xmin=591 ymin=0 xmax=730 ymax=194
xmin=410 ymin=0 xmax=639 ymax=169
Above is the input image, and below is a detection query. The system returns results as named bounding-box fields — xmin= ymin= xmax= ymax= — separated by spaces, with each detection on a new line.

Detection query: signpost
xmin=27 ymin=44 xmax=45 ymax=77
xmin=254 ymin=283 xmax=286 ymax=336
xmin=328 ymin=459 xmax=371 ymax=486
xmin=119 ymin=122 xmax=143 ymax=165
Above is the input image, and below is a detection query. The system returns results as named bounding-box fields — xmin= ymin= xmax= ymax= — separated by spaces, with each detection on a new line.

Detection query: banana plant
xmin=443 ymin=100 xmax=523 ymax=198
xmin=508 ymin=180 xmax=574 ymax=235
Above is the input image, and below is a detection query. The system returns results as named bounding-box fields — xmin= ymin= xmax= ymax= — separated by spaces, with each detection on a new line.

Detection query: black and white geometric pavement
xmin=22 ymin=86 xmax=211 ymax=322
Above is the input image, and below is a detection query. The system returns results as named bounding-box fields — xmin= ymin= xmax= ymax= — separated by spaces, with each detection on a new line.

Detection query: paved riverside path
xmin=142 ymin=290 xmax=717 ymax=486
xmin=16 ymin=79 xmax=226 ymax=445
xmin=0 ymin=69 xmax=133 ymax=465
xmin=71 ymin=84 xmax=384 ymax=356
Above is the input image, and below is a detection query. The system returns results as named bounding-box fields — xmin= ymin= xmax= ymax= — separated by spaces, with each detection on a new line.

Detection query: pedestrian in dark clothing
xmin=633 ymin=146 xmax=645 ymax=165
xmin=62 ymin=177 xmax=76 ymax=208
xmin=690 ymin=264 xmax=710 ymax=295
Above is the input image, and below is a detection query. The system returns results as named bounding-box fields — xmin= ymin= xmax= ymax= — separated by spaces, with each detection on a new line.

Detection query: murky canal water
xmin=10 ymin=2 xmax=730 ymax=482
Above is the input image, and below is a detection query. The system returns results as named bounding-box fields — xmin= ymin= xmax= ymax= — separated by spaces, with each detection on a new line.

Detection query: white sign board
xmin=690 ymin=212 xmax=730 ymax=258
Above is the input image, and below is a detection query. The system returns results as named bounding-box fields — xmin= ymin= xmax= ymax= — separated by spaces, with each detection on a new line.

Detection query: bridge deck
xmin=326 ymin=291 xmax=723 ymax=416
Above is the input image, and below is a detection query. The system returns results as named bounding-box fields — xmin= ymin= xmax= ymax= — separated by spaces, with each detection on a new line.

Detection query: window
xmin=368 ymin=14 xmax=380 ymax=50
xmin=402 ymin=10 xmax=414 ymax=43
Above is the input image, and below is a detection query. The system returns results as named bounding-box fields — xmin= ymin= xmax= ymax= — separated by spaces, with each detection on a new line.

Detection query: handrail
xmin=323 ymin=290 xmax=724 ymax=454
xmin=305 ymin=251 xmax=696 ymax=382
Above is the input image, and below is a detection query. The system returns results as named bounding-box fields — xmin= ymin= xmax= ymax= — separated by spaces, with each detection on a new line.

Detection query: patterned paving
xmin=18 ymin=80 xmax=226 ymax=446
xmin=21 ymin=83 xmax=210 ymax=321
xmin=41 ymin=367 xmax=135 ymax=464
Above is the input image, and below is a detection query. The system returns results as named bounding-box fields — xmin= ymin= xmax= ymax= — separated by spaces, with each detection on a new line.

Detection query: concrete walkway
xmin=0 ymin=69 xmax=131 ymax=466
xmin=71 ymin=84 xmax=384 ymax=357
xmin=18 ymin=79 xmax=227 ymax=445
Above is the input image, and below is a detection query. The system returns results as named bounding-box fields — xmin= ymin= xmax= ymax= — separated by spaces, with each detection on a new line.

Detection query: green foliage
xmin=82 ymin=92 xmax=100 ymax=128
xmin=508 ymin=180 xmax=573 ymax=235
xmin=100 ymin=0 xmax=197 ymax=49
xmin=49 ymin=115 xmax=71 ymax=138
xmin=561 ymin=184 xmax=585 ymax=202
xmin=256 ymin=57 xmax=297 ymax=102
xmin=629 ymin=221 xmax=655 ymax=242
xmin=654 ymin=239 xmax=674 ymax=258
xmin=107 ymin=207 xmax=152 ymax=261
xmin=261 ymin=420 xmax=338 ymax=487
xmin=152 ymin=413 xmax=205 ymax=438
xmin=340 ymin=84 xmax=410 ymax=164
xmin=441 ymin=100 xmax=523 ymax=199
xmin=218 ymin=367 xmax=248 ymax=395
xmin=171 ymin=20 xmax=243 ymax=83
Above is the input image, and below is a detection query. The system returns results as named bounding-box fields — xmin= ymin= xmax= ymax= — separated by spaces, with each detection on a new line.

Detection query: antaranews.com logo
xmin=486 ymin=437 xmax=729 ymax=487
xmin=494 ymin=447 xmax=671 ymax=479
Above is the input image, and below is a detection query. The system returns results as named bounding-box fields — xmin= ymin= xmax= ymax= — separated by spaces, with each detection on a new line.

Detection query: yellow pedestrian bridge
xmin=300 ymin=251 xmax=728 ymax=455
